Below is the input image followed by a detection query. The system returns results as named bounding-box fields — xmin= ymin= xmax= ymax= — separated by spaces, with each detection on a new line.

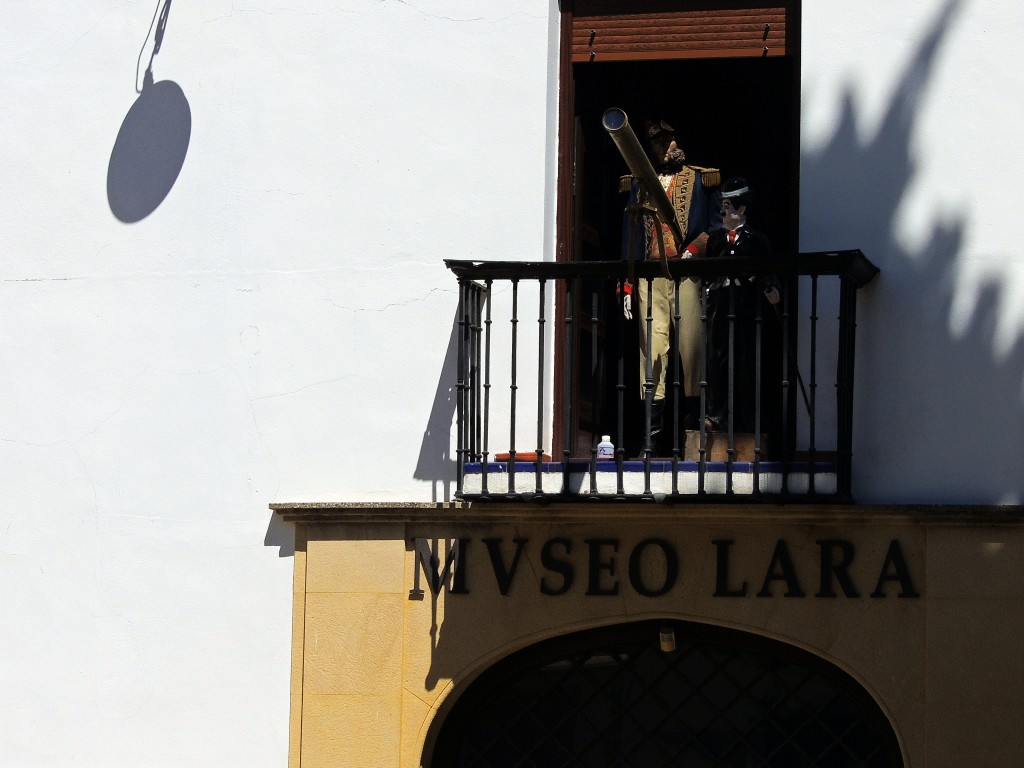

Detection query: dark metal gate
xmin=430 ymin=620 xmax=902 ymax=767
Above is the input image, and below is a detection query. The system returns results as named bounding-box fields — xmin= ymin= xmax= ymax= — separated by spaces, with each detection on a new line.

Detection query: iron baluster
xmin=698 ymin=284 xmax=709 ymax=494
xmin=671 ymin=276 xmax=682 ymax=493
xmin=836 ymin=275 xmax=858 ymax=498
xmin=508 ymin=279 xmax=519 ymax=497
xmin=455 ymin=280 xmax=468 ymax=497
xmin=754 ymin=279 xmax=763 ymax=495
xmin=589 ymin=283 xmax=600 ymax=496
xmin=535 ymin=279 xmax=547 ymax=498
xmin=726 ymin=279 xmax=736 ymax=494
xmin=615 ymin=283 xmax=626 ymax=498
xmin=470 ymin=285 xmax=481 ymax=462
xmin=562 ymin=276 xmax=573 ymax=495
xmin=642 ymin=277 xmax=654 ymax=498
xmin=481 ymin=280 xmax=492 ymax=496
xmin=780 ymin=277 xmax=792 ymax=494
xmin=809 ymin=275 xmax=819 ymax=494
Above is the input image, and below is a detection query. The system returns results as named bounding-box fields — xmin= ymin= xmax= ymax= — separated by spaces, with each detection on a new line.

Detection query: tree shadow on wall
xmin=801 ymin=0 xmax=1023 ymax=503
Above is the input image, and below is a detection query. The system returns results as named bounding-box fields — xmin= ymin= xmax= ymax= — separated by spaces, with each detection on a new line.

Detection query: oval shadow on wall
xmin=107 ymin=79 xmax=191 ymax=223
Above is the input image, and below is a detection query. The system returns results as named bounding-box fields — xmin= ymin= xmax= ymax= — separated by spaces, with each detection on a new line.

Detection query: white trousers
xmin=637 ymin=277 xmax=701 ymax=401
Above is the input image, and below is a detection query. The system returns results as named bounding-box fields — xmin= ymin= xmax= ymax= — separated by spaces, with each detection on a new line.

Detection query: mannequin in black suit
xmin=704 ymin=178 xmax=779 ymax=433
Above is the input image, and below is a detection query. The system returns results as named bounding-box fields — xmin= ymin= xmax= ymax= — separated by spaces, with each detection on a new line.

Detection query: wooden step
xmin=682 ymin=429 xmax=768 ymax=462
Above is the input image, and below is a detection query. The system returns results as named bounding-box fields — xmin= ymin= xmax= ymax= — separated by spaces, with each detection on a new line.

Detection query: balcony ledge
xmin=269 ymin=502 xmax=1024 ymax=525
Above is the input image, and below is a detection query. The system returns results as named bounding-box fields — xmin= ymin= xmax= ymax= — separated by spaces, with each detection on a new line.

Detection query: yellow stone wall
xmin=277 ymin=504 xmax=1024 ymax=768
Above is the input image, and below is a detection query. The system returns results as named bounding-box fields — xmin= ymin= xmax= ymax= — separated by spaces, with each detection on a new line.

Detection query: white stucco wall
xmin=1 ymin=0 xmax=1021 ymax=764
xmin=0 ymin=1 xmax=554 ymax=765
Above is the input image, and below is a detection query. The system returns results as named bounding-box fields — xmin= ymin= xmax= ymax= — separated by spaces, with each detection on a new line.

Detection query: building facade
xmin=273 ymin=502 xmax=1023 ymax=766
xmin=2 ymin=0 xmax=1023 ymax=766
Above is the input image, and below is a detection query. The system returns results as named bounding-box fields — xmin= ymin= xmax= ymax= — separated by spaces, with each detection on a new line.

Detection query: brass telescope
xmin=601 ymin=107 xmax=686 ymax=249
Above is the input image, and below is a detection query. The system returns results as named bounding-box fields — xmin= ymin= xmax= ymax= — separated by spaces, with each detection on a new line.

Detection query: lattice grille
xmin=435 ymin=623 xmax=900 ymax=767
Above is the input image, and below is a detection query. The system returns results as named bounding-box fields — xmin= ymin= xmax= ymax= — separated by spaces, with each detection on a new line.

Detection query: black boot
xmin=648 ymin=399 xmax=665 ymax=457
xmin=682 ymin=396 xmax=700 ymax=430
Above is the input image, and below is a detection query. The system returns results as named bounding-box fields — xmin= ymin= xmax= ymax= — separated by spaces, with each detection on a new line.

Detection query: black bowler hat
xmin=721 ymin=177 xmax=751 ymax=199
xmin=644 ymin=119 xmax=675 ymax=139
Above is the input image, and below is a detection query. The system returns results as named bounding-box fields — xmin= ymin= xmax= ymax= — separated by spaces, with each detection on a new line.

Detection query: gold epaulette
xmin=618 ymin=174 xmax=634 ymax=194
xmin=691 ymin=166 xmax=720 ymax=188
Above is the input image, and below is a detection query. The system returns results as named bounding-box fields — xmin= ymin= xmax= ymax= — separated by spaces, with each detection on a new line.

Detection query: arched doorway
xmin=430 ymin=620 xmax=903 ymax=767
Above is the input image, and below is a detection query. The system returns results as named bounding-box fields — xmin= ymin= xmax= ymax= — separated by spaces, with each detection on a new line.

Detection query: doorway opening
xmin=564 ymin=55 xmax=798 ymax=456
xmin=429 ymin=620 xmax=903 ymax=767
xmin=557 ymin=3 xmax=802 ymax=460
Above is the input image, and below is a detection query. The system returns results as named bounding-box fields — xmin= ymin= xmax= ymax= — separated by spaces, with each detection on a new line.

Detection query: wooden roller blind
xmin=572 ymin=0 xmax=796 ymax=62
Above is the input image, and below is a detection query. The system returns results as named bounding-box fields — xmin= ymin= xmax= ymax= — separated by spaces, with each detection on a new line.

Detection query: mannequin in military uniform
xmin=704 ymin=177 xmax=779 ymax=432
xmin=621 ymin=119 xmax=721 ymax=453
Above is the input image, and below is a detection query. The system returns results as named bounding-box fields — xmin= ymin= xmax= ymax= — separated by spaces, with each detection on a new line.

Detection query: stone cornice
xmin=270 ymin=501 xmax=1024 ymax=526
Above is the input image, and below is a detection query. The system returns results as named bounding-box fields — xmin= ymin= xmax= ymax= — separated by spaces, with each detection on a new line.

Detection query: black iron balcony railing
xmin=447 ymin=251 xmax=878 ymax=503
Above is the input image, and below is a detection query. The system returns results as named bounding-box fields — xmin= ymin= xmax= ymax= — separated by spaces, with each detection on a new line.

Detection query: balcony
xmin=446 ymin=251 xmax=878 ymax=503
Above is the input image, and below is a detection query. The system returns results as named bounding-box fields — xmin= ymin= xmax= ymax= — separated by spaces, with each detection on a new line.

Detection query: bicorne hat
xmin=644 ymin=119 xmax=675 ymax=139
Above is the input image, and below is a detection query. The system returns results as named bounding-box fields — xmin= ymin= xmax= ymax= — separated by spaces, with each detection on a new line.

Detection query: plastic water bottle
xmin=597 ymin=435 xmax=614 ymax=460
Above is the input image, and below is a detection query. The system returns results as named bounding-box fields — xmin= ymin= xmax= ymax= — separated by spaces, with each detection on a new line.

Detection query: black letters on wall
xmin=585 ymin=539 xmax=620 ymax=596
xmin=627 ymin=539 xmax=679 ymax=597
xmin=871 ymin=540 xmax=920 ymax=598
xmin=483 ymin=538 xmax=528 ymax=596
xmin=757 ymin=540 xmax=806 ymax=598
xmin=408 ymin=536 xmax=921 ymax=600
xmin=540 ymin=538 xmax=574 ymax=596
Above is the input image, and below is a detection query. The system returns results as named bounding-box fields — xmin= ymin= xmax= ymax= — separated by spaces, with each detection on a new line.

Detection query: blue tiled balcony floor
xmin=461 ymin=459 xmax=836 ymax=499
